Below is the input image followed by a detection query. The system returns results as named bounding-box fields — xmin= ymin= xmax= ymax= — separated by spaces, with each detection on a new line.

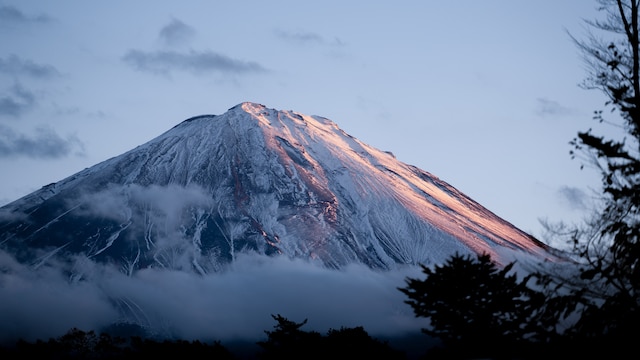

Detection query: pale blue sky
xmin=0 ymin=1 xmax=611 ymax=240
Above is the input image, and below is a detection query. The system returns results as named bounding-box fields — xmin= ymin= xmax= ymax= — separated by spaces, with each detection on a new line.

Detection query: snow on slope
xmin=0 ymin=102 xmax=552 ymax=273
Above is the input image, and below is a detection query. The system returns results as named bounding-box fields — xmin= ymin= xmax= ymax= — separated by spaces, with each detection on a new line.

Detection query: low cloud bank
xmin=0 ymin=250 xmax=427 ymax=345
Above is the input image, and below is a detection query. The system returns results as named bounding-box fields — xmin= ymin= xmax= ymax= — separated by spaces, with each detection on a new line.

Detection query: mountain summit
xmin=0 ymin=102 xmax=551 ymax=274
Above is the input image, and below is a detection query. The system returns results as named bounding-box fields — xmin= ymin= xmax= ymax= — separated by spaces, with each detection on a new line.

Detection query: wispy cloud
xmin=0 ymin=5 xmax=51 ymax=24
xmin=535 ymin=97 xmax=574 ymax=117
xmin=557 ymin=185 xmax=589 ymax=211
xmin=0 ymin=124 xmax=85 ymax=158
xmin=0 ymin=83 xmax=36 ymax=117
xmin=122 ymin=49 xmax=268 ymax=76
xmin=159 ymin=18 xmax=195 ymax=48
xmin=52 ymin=104 xmax=106 ymax=119
xmin=0 ymin=55 xmax=61 ymax=79
xmin=275 ymin=29 xmax=345 ymax=47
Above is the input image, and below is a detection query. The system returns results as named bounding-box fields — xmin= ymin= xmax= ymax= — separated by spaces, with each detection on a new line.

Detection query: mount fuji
xmin=0 ymin=102 xmax=558 ymax=346
xmin=0 ymin=102 xmax=551 ymax=273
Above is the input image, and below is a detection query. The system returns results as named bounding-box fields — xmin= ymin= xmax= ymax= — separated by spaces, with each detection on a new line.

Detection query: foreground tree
xmin=564 ymin=0 xmax=640 ymax=343
xmin=256 ymin=315 xmax=322 ymax=359
xmin=256 ymin=314 xmax=405 ymax=359
xmin=398 ymin=253 xmax=560 ymax=358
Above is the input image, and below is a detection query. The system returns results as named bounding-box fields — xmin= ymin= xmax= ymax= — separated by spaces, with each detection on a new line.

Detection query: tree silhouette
xmin=398 ymin=252 xmax=555 ymax=358
xmin=562 ymin=0 xmax=640 ymax=346
xmin=324 ymin=326 xmax=405 ymax=359
xmin=256 ymin=314 xmax=322 ymax=359
xmin=256 ymin=314 xmax=405 ymax=359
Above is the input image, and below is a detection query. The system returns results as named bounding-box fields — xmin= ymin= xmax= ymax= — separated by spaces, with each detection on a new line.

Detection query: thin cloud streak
xmin=0 ymin=5 xmax=51 ymax=24
xmin=0 ymin=55 xmax=61 ymax=79
xmin=535 ymin=97 xmax=574 ymax=117
xmin=0 ymin=124 xmax=85 ymax=158
xmin=275 ymin=28 xmax=345 ymax=47
xmin=122 ymin=49 xmax=268 ymax=76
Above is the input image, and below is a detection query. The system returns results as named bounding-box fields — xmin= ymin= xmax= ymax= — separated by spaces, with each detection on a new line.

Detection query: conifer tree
xmin=398 ymin=253 xmax=551 ymax=358
xmin=564 ymin=0 xmax=640 ymax=341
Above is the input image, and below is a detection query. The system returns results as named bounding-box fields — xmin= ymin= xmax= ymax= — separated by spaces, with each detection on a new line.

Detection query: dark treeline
xmin=0 ymin=316 xmax=409 ymax=360
xmin=0 ymin=328 xmax=235 ymax=360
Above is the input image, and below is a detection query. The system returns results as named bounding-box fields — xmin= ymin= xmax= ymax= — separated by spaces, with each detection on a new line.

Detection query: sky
xmin=0 ymin=1 xmax=615 ymax=242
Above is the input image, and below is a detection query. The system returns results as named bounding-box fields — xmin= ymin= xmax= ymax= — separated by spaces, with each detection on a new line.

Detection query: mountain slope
xmin=0 ymin=102 xmax=551 ymax=274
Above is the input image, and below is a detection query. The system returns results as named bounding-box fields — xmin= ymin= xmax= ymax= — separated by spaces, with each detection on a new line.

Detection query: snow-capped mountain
xmin=0 ymin=102 xmax=552 ymax=274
